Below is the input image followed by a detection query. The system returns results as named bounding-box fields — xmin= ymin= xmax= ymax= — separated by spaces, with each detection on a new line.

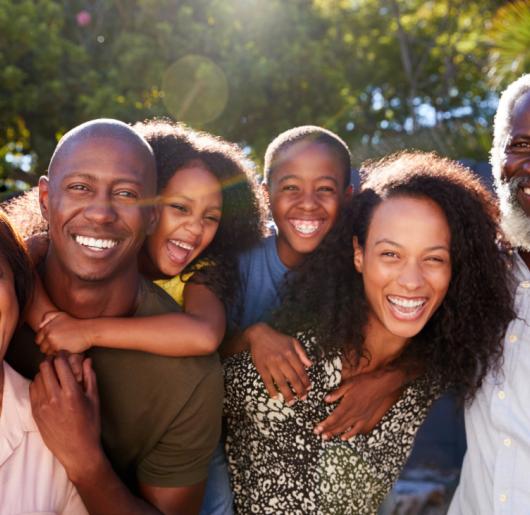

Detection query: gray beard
xmin=497 ymin=176 xmax=530 ymax=251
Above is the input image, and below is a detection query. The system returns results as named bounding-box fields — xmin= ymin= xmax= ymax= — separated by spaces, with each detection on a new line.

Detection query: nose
xmin=299 ymin=189 xmax=318 ymax=210
xmin=184 ymin=216 xmax=203 ymax=237
xmin=397 ymin=260 xmax=425 ymax=291
xmin=83 ymin=196 xmax=118 ymax=224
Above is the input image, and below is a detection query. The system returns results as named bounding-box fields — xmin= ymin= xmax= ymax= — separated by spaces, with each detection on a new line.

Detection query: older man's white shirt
xmin=449 ymin=253 xmax=530 ymax=514
xmin=0 ymin=361 xmax=88 ymax=515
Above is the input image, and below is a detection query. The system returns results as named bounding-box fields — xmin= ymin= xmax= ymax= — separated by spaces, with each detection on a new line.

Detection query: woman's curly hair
xmin=134 ymin=119 xmax=267 ymax=306
xmin=273 ymin=151 xmax=515 ymax=402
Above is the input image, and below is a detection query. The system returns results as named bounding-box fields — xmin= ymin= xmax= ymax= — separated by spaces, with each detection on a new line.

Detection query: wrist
xmin=66 ymin=443 xmax=108 ymax=486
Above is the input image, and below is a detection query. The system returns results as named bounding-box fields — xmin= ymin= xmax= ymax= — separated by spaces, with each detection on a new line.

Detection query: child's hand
xmin=248 ymin=322 xmax=312 ymax=406
xmin=25 ymin=232 xmax=49 ymax=265
xmin=314 ymin=367 xmax=403 ymax=441
xmin=35 ymin=311 xmax=95 ymax=355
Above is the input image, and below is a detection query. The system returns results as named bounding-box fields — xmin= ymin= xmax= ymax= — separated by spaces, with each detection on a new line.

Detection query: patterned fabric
xmin=224 ymin=333 xmax=438 ymax=515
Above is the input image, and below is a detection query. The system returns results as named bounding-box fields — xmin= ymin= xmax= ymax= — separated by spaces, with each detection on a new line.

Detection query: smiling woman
xmin=223 ymin=151 xmax=515 ymax=514
xmin=0 ymin=211 xmax=87 ymax=514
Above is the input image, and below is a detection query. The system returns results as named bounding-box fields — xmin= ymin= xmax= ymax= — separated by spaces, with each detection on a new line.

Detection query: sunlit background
xmin=1 ymin=0 xmax=529 ymax=199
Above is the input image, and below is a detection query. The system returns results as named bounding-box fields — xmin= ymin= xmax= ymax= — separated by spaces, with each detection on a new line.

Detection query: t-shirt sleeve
xmin=136 ymin=366 xmax=224 ymax=487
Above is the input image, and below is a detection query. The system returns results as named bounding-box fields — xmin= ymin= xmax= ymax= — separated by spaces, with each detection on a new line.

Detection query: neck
xmin=43 ymin=255 xmax=141 ymax=319
xmin=358 ymin=316 xmax=409 ymax=373
xmin=138 ymin=247 xmax=161 ymax=280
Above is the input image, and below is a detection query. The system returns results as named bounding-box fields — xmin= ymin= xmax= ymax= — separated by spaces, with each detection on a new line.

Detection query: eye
xmin=509 ymin=140 xmax=530 ymax=151
xmin=381 ymin=251 xmax=399 ymax=259
xmin=205 ymin=214 xmax=221 ymax=223
xmin=170 ymin=203 xmax=188 ymax=213
xmin=67 ymin=183 xmax=90 ymax=192
xmin=114 ymin=189 xmax=138 ymax=200
xmin=281 ymin=184 xmax=299 ymax=192
xmin=317 ymin=185 xmax=336 ymax=193
xmin=425 ymin=255 xmax=447 ymax=264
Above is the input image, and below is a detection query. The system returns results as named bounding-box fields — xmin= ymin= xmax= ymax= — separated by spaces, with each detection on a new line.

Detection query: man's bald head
xmin=48 ymin=118 xmax=156 ymax=190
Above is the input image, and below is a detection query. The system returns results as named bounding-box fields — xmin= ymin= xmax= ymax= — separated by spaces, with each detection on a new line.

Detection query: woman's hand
xmin=36 ymin=311 xmax=95 ymax=355
xmin=314 ymin=366 xmax=404 ymax=440
xmin=248 ymin=322 xmax=312 ymax=405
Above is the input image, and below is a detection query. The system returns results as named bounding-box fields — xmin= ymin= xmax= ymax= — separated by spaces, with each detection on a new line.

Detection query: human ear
xmin=353 ymin=236 xmax=364 ymax=273
xmin=145 ymin=202 xmax=160 ymax=236
xmin=38 ymin=176 xmax=50 ymax=222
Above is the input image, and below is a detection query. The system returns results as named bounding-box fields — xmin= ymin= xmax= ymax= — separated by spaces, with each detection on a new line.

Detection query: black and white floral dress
xmin=224 ymin=333 xmax=439 ymax=515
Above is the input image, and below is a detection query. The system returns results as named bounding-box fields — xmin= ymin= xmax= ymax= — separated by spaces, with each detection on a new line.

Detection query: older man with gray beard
xmin=449 ymin=74 xmax=530 ymax=514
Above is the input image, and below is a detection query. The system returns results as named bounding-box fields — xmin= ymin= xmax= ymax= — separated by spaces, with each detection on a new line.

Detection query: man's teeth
xmin=170 ymin=240 xmax=195 ymax=251
xmin=75 ymin=235 xmax=118 ymax=250
xmin=523 ymin=187 xmax=530 ymax=195
xmin=291 ymin=220 xmax=321 ymax=235
xmin=388 ymin=296 xmax=426 ymax=308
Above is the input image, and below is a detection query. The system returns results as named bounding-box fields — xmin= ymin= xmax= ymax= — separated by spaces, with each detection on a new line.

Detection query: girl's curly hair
xmin=134 ymin=119 xmax=266 ymax=306
xmin=273 ymin=151 xmax=515 ymax=402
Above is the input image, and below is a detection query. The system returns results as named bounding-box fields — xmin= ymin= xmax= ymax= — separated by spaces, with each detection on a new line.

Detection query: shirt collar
xmin=512 ymin=251 xmax=530 ymax=284
xmin=0 ymin=361 xmax=38 ymax=467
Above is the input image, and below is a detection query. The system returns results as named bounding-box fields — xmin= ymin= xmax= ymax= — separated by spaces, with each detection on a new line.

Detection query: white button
xmin=504 ymin=438 xmax=512 ymax=447
xmin=521 ymin=281 xmax=530 ymax=288
xmin=500 ymin=493 xmax=507 ymax=502
xmin=498 ymin=391 xmax=506 ymax=400
xmin=509 ymin=334 xmax=518 ymax=343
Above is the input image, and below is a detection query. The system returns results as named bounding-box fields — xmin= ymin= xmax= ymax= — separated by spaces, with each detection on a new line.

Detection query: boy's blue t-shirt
xmin=232 ymin=234 xmax=288 ymax=330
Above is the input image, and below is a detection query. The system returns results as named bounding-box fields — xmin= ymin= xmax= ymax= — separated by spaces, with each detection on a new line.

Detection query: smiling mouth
xmin=289 ymin=219 xmax=323 ymax=237
xmin=166 ymin=239 xmax=196 ymax=265
xmin=387 ymin=295 xmax=427 ymax=320
xmin=74 ymin=235 xmax=119 ymax=251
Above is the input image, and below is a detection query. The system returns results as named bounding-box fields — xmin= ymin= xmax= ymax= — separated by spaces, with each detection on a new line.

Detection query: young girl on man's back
xmin=31 ymin=119 xmax=265 ymax=357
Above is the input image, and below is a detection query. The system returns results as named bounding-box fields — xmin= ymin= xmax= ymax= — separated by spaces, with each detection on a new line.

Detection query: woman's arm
xmin=36 ymin=283 xmax=226 ymax=357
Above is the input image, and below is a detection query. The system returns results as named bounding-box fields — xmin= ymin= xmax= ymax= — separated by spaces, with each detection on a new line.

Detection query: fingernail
xmin=314 ymin=426 xmax=323 ymax=435
xmin=307 ymin=383 xmax=313 ymax=390
xmin=287 ymin=399 xmax=296 ymax=407
xmin=322 ymin=433 xmax=330 ymax=441
xmin=324 ymin=396 xmax=331 ymax=402
xmin=301 ymin=395 xmax=307 ymax=401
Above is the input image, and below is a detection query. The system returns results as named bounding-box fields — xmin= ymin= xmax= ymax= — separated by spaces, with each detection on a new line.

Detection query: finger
xmin=324 ymin=383 xmax=349 ymax=403
xmin=292 ymin=339 xmax=312 ymax=368
xmin=340 ymin=421 xmax=365 ymax=441
xmin=257 ymin=368 xmax=280 ymax=399
xmin=272 ymin=367 xmax=296 ymax=406
xmin=53 ymin=352 xmax=80 ymax=392
xmin=39 ymin=311 xmax=60 ymax=330
xmin=279 ymin=361 xmax=308 ymax=399
xmin=39 ymin=358 xmax=61 ymax=399
xmin=29 ymin=372 xmax=46 ymax=406
xmin=320 ymin=406 xmax=357 ymax=439
xmin=69 ymin=354 xmax=84 ymax=383
xmin=286 ymin=344 xmax=312 ymax=394
xmin=83 ymin=358 xmax=99 ymax=408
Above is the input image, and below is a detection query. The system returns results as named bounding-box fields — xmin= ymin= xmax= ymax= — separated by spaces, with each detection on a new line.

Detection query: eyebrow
xmin=62 ymin=172 xmax=144 ymax=187
xmin=163 ymin=194 xmax=222 ymax=209
xmin=374 ymin=238 xmax=450 ymax=251
xmin=278 ymin=174 xmax=339 ymax=185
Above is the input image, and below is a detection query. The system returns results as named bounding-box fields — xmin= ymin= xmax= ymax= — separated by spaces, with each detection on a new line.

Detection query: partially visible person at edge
xmin=449 ymin=74 xmax=530 ymax=514
xmin=223 ymin=152 xmax=514 ymax=514
xmin=0 ymin=211 xmax=88 ymax=514
xmin=24 ymin=118 xmax=264 ymax=366
xmin=5 ymin=119 xmax=223 ymax=514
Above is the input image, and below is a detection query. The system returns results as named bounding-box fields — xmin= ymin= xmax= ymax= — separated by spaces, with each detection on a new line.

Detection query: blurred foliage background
xmin=1 ymin=0 xmax=529 ymax=199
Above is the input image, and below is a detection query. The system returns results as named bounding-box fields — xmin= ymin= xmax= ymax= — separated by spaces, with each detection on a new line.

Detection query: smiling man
xmin=449 ymin=74 xmax=530 ymax=514
xmin=6 ymin=119 xmax=223 ymax=514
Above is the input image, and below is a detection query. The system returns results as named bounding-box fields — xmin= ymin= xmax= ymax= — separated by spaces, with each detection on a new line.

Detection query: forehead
xmin=368 ymin=196 xmax=450 ymax=242
xmin=510 ymin=91 xmax=530 ymax=134
xmin=273 ymin=142 xmax=345 ymax=180
xmin=163 ymin=165 xmax=222 ymax=200
xmin=52 ymin=136 xmax=154 ymax=187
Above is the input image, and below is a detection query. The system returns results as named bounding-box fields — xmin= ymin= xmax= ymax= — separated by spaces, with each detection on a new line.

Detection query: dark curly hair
xmin=273 ymin=151 xmax=515 ymax=402
xmin=134 ymin=119 xmax=267 ymax=305
xmin=0 ymin=211 xmax=34 ymax=323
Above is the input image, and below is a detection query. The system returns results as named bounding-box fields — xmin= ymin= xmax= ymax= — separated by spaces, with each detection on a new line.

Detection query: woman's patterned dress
xmin=224 ymin=333 xmax=439 ymax=515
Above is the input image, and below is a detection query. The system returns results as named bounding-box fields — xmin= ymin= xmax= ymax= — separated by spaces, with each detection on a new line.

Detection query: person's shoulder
xmin=136 ymin=276 xmax=182 ymax=315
